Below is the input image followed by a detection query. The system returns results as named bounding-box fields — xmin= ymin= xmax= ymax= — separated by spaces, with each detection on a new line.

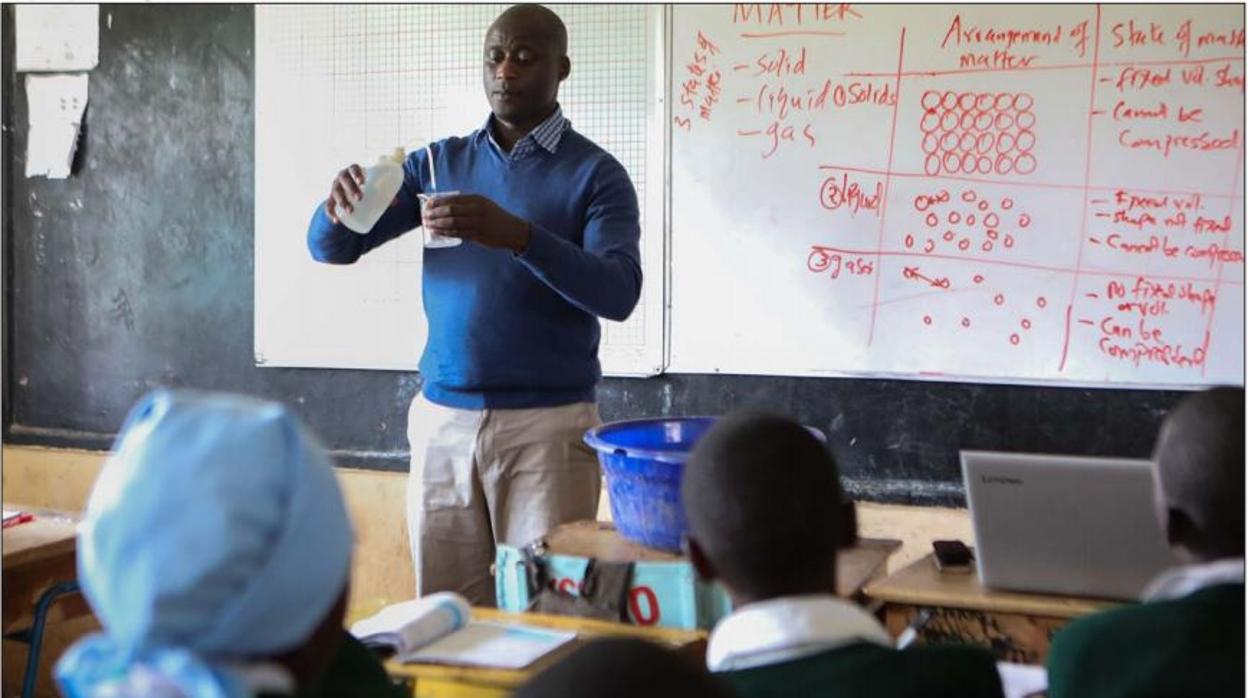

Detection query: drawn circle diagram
xmin=920 ymin=90 xmax=1037 ymax=177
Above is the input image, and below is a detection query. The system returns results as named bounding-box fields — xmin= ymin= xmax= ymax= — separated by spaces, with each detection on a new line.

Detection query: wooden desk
xmin=864 ymin=553 xmax=1120 ymax=664
xmin=837 ymin=537 xmax=903 ymax=602
xmin=2 ymin=505 xmax=89 ymax=634
xmin=387 ymin=607 xmax=707 ymax=698
xmin=538 ymin=521 xmax=901 ymax=602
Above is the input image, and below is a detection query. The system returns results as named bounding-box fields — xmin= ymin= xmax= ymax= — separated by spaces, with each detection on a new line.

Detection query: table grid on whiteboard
xmin=669 ymin=4 xmax=1244 ymax=386
xmin=826 ymin=13 xmax=1244 ymax=376
xmin=260 ymin=5 xmax=656 ymax=370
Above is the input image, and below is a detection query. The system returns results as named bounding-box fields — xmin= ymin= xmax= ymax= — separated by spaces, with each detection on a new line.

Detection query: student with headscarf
xmin=55 ymin=389 xmax=405 ymax=698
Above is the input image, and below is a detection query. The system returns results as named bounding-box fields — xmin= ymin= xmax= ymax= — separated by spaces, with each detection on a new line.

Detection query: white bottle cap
xmin=389 ymin=147 xmax=405 ymax=164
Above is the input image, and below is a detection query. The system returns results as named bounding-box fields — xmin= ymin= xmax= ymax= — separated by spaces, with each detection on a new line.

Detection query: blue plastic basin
xmin=582 ymin=417 xmax=719 ymax=552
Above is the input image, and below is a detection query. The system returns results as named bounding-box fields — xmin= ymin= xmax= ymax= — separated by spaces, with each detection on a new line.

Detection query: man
xmin=682 ymin=413 xmax=1004 ymax=698
xmin=56 ymin=390 xmax=404 ymax=698
xmin=1047 ymin=387 xmax=1244 ymax=698
xmin=307 ymin=5 xmax=641 ymax=605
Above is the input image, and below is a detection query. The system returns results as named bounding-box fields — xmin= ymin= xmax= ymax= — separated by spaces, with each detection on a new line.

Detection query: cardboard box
xmin=494 ymin=521 xmax=732 ymax=630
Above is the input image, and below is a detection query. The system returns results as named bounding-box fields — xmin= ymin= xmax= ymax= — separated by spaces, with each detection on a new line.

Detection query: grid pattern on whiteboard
xmin=256 ymin=5 xmax=663 ymax=374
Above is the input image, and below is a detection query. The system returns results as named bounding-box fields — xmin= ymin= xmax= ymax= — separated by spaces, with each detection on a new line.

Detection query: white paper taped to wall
xmin=26 ymin=74 xmax=89 ymax=179
xmin=15 ymin=5 xmax=99 ymax=72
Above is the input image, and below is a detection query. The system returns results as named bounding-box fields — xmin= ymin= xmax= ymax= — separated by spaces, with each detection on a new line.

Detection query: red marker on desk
xmin=2 ymin=509 xmax=34 ymax=528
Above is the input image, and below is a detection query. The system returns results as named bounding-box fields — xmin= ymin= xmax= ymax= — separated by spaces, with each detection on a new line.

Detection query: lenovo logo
xmin=980 ymin=475 xmax=1023 ymax=485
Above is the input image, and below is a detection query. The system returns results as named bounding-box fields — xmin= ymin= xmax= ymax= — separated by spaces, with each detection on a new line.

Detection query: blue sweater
xmin=307 ymin=127 xmax=642 ymax=409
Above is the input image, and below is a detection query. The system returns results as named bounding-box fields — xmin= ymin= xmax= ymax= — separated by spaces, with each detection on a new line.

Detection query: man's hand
xmin=325 ymin=165 xmax=365 ymax=224
xmin=421 ymin=194 xmax=531 ymax=253
xmin=325 ymin=164 xmax=398 ymax=225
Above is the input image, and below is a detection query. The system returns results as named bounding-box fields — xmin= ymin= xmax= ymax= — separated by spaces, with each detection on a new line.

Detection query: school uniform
xmin=707 ymin=595 xmax=1005 ymax=698
xmin=252 ymin=632 xmax=404 ymax=698
xmin=1047 ymin=558 xmax=1244 ymax=698
xmin=54 ymin=391 xmax=378 ymax=698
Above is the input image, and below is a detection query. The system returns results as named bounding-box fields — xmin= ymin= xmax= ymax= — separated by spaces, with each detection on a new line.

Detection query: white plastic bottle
xmin=339 ymin=148 xmax=405 ymax=234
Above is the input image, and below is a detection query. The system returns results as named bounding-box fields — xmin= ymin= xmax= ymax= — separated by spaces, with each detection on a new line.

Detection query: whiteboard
xmin=669 ymin=4 xmax=1244 ymax=388
xmin=255 ymin=5 xmax=667 ymax=375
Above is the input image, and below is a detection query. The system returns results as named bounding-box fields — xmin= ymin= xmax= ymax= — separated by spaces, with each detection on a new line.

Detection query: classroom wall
xmin=1 ymin=4 xmax=1187 ymax=510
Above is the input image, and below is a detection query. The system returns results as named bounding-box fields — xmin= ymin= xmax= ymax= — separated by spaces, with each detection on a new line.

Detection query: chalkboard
xmin=2 ymin=5 xmax=1191 ymax=506
xmin=669 ymin=4 xmax=1244 ymax=387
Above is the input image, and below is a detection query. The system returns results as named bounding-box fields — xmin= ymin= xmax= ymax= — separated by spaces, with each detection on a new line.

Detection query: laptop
xmin=961 ymin=450 xmax=1179 ymax=600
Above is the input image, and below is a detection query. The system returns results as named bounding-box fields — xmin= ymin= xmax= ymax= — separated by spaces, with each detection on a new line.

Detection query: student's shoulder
xmin=292 ymin=631 xmax=406 ymax=698
xmin=1059 ymin=583 xmax=1244 ymax=651
xmin=722 ymin=643 xmax=1002 ymax=698
xmin=896 ymin=643 xmax=1004 ymax=696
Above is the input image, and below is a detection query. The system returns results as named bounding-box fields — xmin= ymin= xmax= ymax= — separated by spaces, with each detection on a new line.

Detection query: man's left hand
xmin=421 ymin=194 xmax=531 ymax=253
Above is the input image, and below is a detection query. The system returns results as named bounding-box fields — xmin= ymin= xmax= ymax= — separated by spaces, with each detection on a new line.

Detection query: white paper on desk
xmin=401 ymin=621 xmax=575 ymax=670
xmin=25 ymin=74 xmax=88 ymax=179
xmin=997 ymin=661 xmax=1048 ymax=698
xmin=15 ymin=5 xmax=99 ymax=72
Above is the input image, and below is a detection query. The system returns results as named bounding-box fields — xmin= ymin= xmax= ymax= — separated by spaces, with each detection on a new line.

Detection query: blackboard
xmin=2 ymin=5 xmax=1188 ymax=506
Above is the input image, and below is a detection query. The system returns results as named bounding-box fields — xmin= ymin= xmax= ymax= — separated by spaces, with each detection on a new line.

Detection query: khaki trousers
xmin=406 ymin=394 xmax=603 ymax=606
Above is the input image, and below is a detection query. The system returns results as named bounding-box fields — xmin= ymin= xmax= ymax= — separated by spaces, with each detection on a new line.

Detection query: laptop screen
xmin=961 ymin=451 xmax=1178 ymax=600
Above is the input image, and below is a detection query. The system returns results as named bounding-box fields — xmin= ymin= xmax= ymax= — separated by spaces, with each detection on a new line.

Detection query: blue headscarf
xmin=56 ymin=389 xmax=353 ymax=697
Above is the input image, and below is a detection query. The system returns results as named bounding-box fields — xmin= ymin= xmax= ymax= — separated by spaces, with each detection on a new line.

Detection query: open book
xmin=350 ymin=592 xmax=575 ymax=670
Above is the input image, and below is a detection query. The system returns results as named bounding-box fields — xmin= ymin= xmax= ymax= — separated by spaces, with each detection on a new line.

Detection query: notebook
xmin=350 ymin=592 xmax=575 ymax=669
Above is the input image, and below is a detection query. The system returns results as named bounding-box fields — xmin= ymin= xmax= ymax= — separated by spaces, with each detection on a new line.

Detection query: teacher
xmin=307 ymin=4 xmax=642 ymax=605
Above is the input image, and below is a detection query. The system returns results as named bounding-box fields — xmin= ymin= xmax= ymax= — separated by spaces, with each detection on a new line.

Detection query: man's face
xmin=482 ymin=16 xmax=567 ymax=128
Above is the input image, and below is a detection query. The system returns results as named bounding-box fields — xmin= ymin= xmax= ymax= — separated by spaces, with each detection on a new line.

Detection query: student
xmin=682 ymin=412 xmax=1004 ymax=698
xmin=514 ymin=637 xmax=734 ymax=698
xmin=309 ymin=3 xmax=642 ymax=606
xmin=55 ymin=389 xmax=404 ymax=698
xmin=1047 ymin=386 xmax=1245 ymax=698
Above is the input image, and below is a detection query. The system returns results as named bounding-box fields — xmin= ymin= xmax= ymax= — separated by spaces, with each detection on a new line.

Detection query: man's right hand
xmin=325 ymin=164 xmax=365 ymax=225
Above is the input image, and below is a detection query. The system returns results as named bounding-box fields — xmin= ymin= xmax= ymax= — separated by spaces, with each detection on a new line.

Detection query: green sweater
xmin=720 ymin=641 xmax=1004 ymax=698
xmin=262 ymin=632 xmax=406 ymax=698
xmin=1047 ymin=583 xmax=1244 ymax=698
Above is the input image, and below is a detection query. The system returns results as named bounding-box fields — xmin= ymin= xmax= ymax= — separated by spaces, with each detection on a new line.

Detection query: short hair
xmin=491 ymin=4 xmax=568 ymax=56
xmin=1153 ymin=386 xmax=1245 ymax=556
xmin=515 ymin=638 xmax=732 ymax=698
xmin=682 ymin=412 xmax=845 ymax=600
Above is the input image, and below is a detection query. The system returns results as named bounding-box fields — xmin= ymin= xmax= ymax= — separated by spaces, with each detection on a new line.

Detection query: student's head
xmin=56 ymin=389 xmax=354 ymax=697
xmin=682 ymin=412 xmax=846 ymax=606
xmin=515 ymin=637 xmax=733 ymax=698
xmin=1152 ymin=386 xmax=1245 ymax=562
xmin=482 ymin=4 xmax=570 ymax=129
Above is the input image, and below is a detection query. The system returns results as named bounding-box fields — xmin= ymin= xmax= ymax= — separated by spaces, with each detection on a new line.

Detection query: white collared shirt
xmin=705 ymin=594 xmax=892 ymax=672
xmin=1142 ymin=557 xmax=1245 ymax=601
xmin=483 ymin=105 xmax=570 ymax=160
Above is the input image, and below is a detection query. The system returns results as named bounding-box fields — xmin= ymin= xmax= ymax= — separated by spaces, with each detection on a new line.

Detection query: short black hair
xmin=492 ymin=4 xmax=568 ymax=56
xmin=514 ymin=638 xmax=732 ymax=698
xmin=682 ymin=412 xmax=845 ymax=600
xmin=1153 ymin=386 xmax=1245 ymax=558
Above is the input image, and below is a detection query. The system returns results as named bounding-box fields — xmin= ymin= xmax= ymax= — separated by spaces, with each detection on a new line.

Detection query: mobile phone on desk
xmin=932 ymin=539 xmax=974 ymax=574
